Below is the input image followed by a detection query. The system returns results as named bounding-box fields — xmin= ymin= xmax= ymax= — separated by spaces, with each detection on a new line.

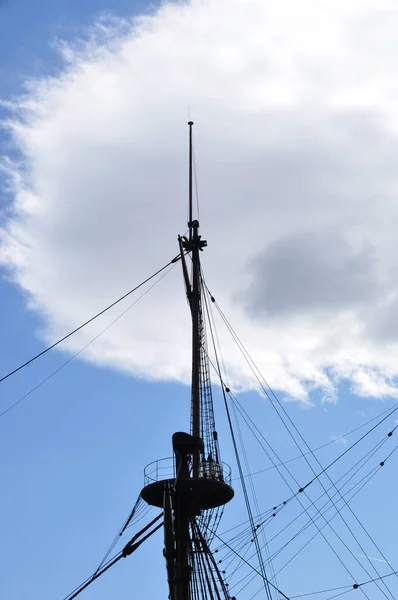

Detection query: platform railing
xmin=143 ymin=457 xmax=232 ymax=486
xmin=144 ymin=457 xmax=175 ymax=486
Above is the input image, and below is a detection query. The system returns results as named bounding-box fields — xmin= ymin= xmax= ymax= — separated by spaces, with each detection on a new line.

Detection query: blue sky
xmin=1 ymin=1 xmax=398 ymax=600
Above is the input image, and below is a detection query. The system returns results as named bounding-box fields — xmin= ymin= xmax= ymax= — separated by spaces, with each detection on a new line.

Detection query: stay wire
xmin=94 ymin=493 xmax=145 ymax=575
xmin=203 ymin=282 xmax=398 ymax=494
xmin=223 ymin=397 xmax=395 ymax=599
xmin=266 ymin=432 xmax=397 ymax=577
xmin=227 ymin=388 xmax=382 ymax=600
xmin=205 ymin=283 xmax=398 ymax=483
xmin=234 ymin=466 xmax=372 ymax=598
xmin=202 ymin=287 xmax=273 ymax=599
xmin=231 ymin=446 xmax=387 ymax=597
xmin=204 ymin=281 xmax=279 ymax=588
xmin=194 ymin=522 xmax=216 ymax=600
xmin=218 ymin=504 xmax=282 ymax=541
xmin=125 ymin=506 xmax=155 ymax=529
xmin=264 ymin=436 xmax=398 ymax=591
xmin=223 ymin=381 xmax=273 ymax=600
xmin=201 ymin=522 xmax=291 ymax=600
xmin=205 ymin=326 xmax=354 ymax=596
xmin=323 ymin=591 xmax=354 ymax=600
xmin=232 ymin=376 xmax=279 ymax=588
xmin=223 ymin=444 xmax=393 ymax=600
xmin=0 ymin=255 xmax=180 ymax=385
xmin=62 ymin=516 xmax=163 ymax=600
xmin=215 ymin=502 xmax=282 ymax=543
xmin=272 ymin=466 xmax=383 ymax=580
xmin=63 ymin=553 xmax=123 ymax=600
xmin=264 ymin=434 xmax=390 ymax=569
xmin=209 ymin=372 xmax=371 ymax=598
xmin=0 ymin=263 xmax=176 ymax=417
xmin=214 ymin=368 xmax=362 ymax=588
xmin=223 ymin=532 xmax=258 ymax=581
xmin=231 ymin=386 xmax=398 ymax=516
xmin=206 ymin=359 xmax=365 ymax=596
xmin=272 ymin=469 xmax=386 ymax=581
xmin=195 ymin=519 xmax=231 ymax=599
xmin=206 ymin=287 xmax=397 ymax=598
xmin=291 ymin=584 xmax=353 ymax=598
xmin=203 ymin=299 xmax=302 ymax=541
xmin=245 ymin=455 xmax=393 ymax=600
xmin=237 ymin=403 xmax=397 ymax=482
xmin=290 ymin=563 xmax=398 ymax=599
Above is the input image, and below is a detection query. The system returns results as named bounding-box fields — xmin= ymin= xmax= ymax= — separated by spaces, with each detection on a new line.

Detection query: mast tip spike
xmin=188 ymin=120 xmax=194 ymax=126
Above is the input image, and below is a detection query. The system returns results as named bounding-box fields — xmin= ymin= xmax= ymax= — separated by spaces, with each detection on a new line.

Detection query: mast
xmin=141 ymin=122 xmax=234 ymax=600
xmin=189 ymin=121 xmax=202 ymax=477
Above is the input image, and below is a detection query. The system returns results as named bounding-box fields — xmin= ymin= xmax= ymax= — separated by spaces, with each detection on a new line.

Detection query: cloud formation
xmin=245 ymin=231 xmax=380 ymax=317
xmin=2 ymin=0 xmax=398 ymax=401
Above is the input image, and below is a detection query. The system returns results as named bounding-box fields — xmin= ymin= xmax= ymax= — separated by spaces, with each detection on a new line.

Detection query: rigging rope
xmin=0 ymin=263 xmax=176 ymax=417
xmin=289 ymin=563 xmax=398 ymax=599
xmin=0 ymin=255 xmax=180 ymax=385
xmin=237 ymin=403 xmax=398 ymax=481
xmin=225 ymin=436 xmax=394 ymax=593
xmin=201 ymin=284 xmax=398 ymax=599
xmin=93 ymin=493 xmax=147 ymax=575
xmin=62 ymin=514 xmax=163 ymax=600
xmin=202 ymin=282 xmax=274 ymax=599
xmin=206 ymin=352 xmax=383 ymax=597
xmin=227 ymin=430 xmax=398 ymax=600
xmin=201 ymin=522 xmax=291 ymax=600
xmin=226 ymin=389 xmax=386 ymax=600
xmin=204 ymin=284 xmax=397 ymax=598
xmin=203 ymin=279 xmax=279 ymax=589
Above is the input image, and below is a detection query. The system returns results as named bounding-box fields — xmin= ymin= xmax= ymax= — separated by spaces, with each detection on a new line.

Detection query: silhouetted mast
xmin=141 ymin=122 xmax=234 ymax=600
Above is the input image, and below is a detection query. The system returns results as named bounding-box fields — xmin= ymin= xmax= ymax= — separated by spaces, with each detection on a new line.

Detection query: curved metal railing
xmin=144 ymin=457 xmax=175 ymax=486
xmin=143 ymin=457 xmax=232 ymax=486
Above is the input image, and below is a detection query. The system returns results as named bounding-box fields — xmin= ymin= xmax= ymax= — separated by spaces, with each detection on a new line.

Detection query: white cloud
xmin=3 ymin=1 xmax=398 ymax=401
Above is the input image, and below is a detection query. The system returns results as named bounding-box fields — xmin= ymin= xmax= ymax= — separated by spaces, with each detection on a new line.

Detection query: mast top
xmin=188 ymin=121 xmax=194 ymax=232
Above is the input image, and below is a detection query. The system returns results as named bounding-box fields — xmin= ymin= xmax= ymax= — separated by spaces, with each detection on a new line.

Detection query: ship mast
xmin=141 ymin=122 xmax=234 ymax=600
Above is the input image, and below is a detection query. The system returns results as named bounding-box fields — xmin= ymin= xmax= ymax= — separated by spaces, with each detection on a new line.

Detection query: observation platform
xmin=141 ymin=457 xmax=234 ymax=510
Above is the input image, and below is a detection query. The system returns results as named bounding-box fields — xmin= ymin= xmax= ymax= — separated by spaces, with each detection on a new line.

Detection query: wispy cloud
xmin=356 ymin=554 xmax=387 ymax=564
xmin=329 ymin=435 xmax=348 ymax=447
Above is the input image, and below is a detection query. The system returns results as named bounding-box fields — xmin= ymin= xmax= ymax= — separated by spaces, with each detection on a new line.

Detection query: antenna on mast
xmin=188 ymin=120 xmax=194 ymax=233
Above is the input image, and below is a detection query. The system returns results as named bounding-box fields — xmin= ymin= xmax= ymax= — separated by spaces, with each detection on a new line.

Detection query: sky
xmin=1 ymin=1 xmax=398 ymax=599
